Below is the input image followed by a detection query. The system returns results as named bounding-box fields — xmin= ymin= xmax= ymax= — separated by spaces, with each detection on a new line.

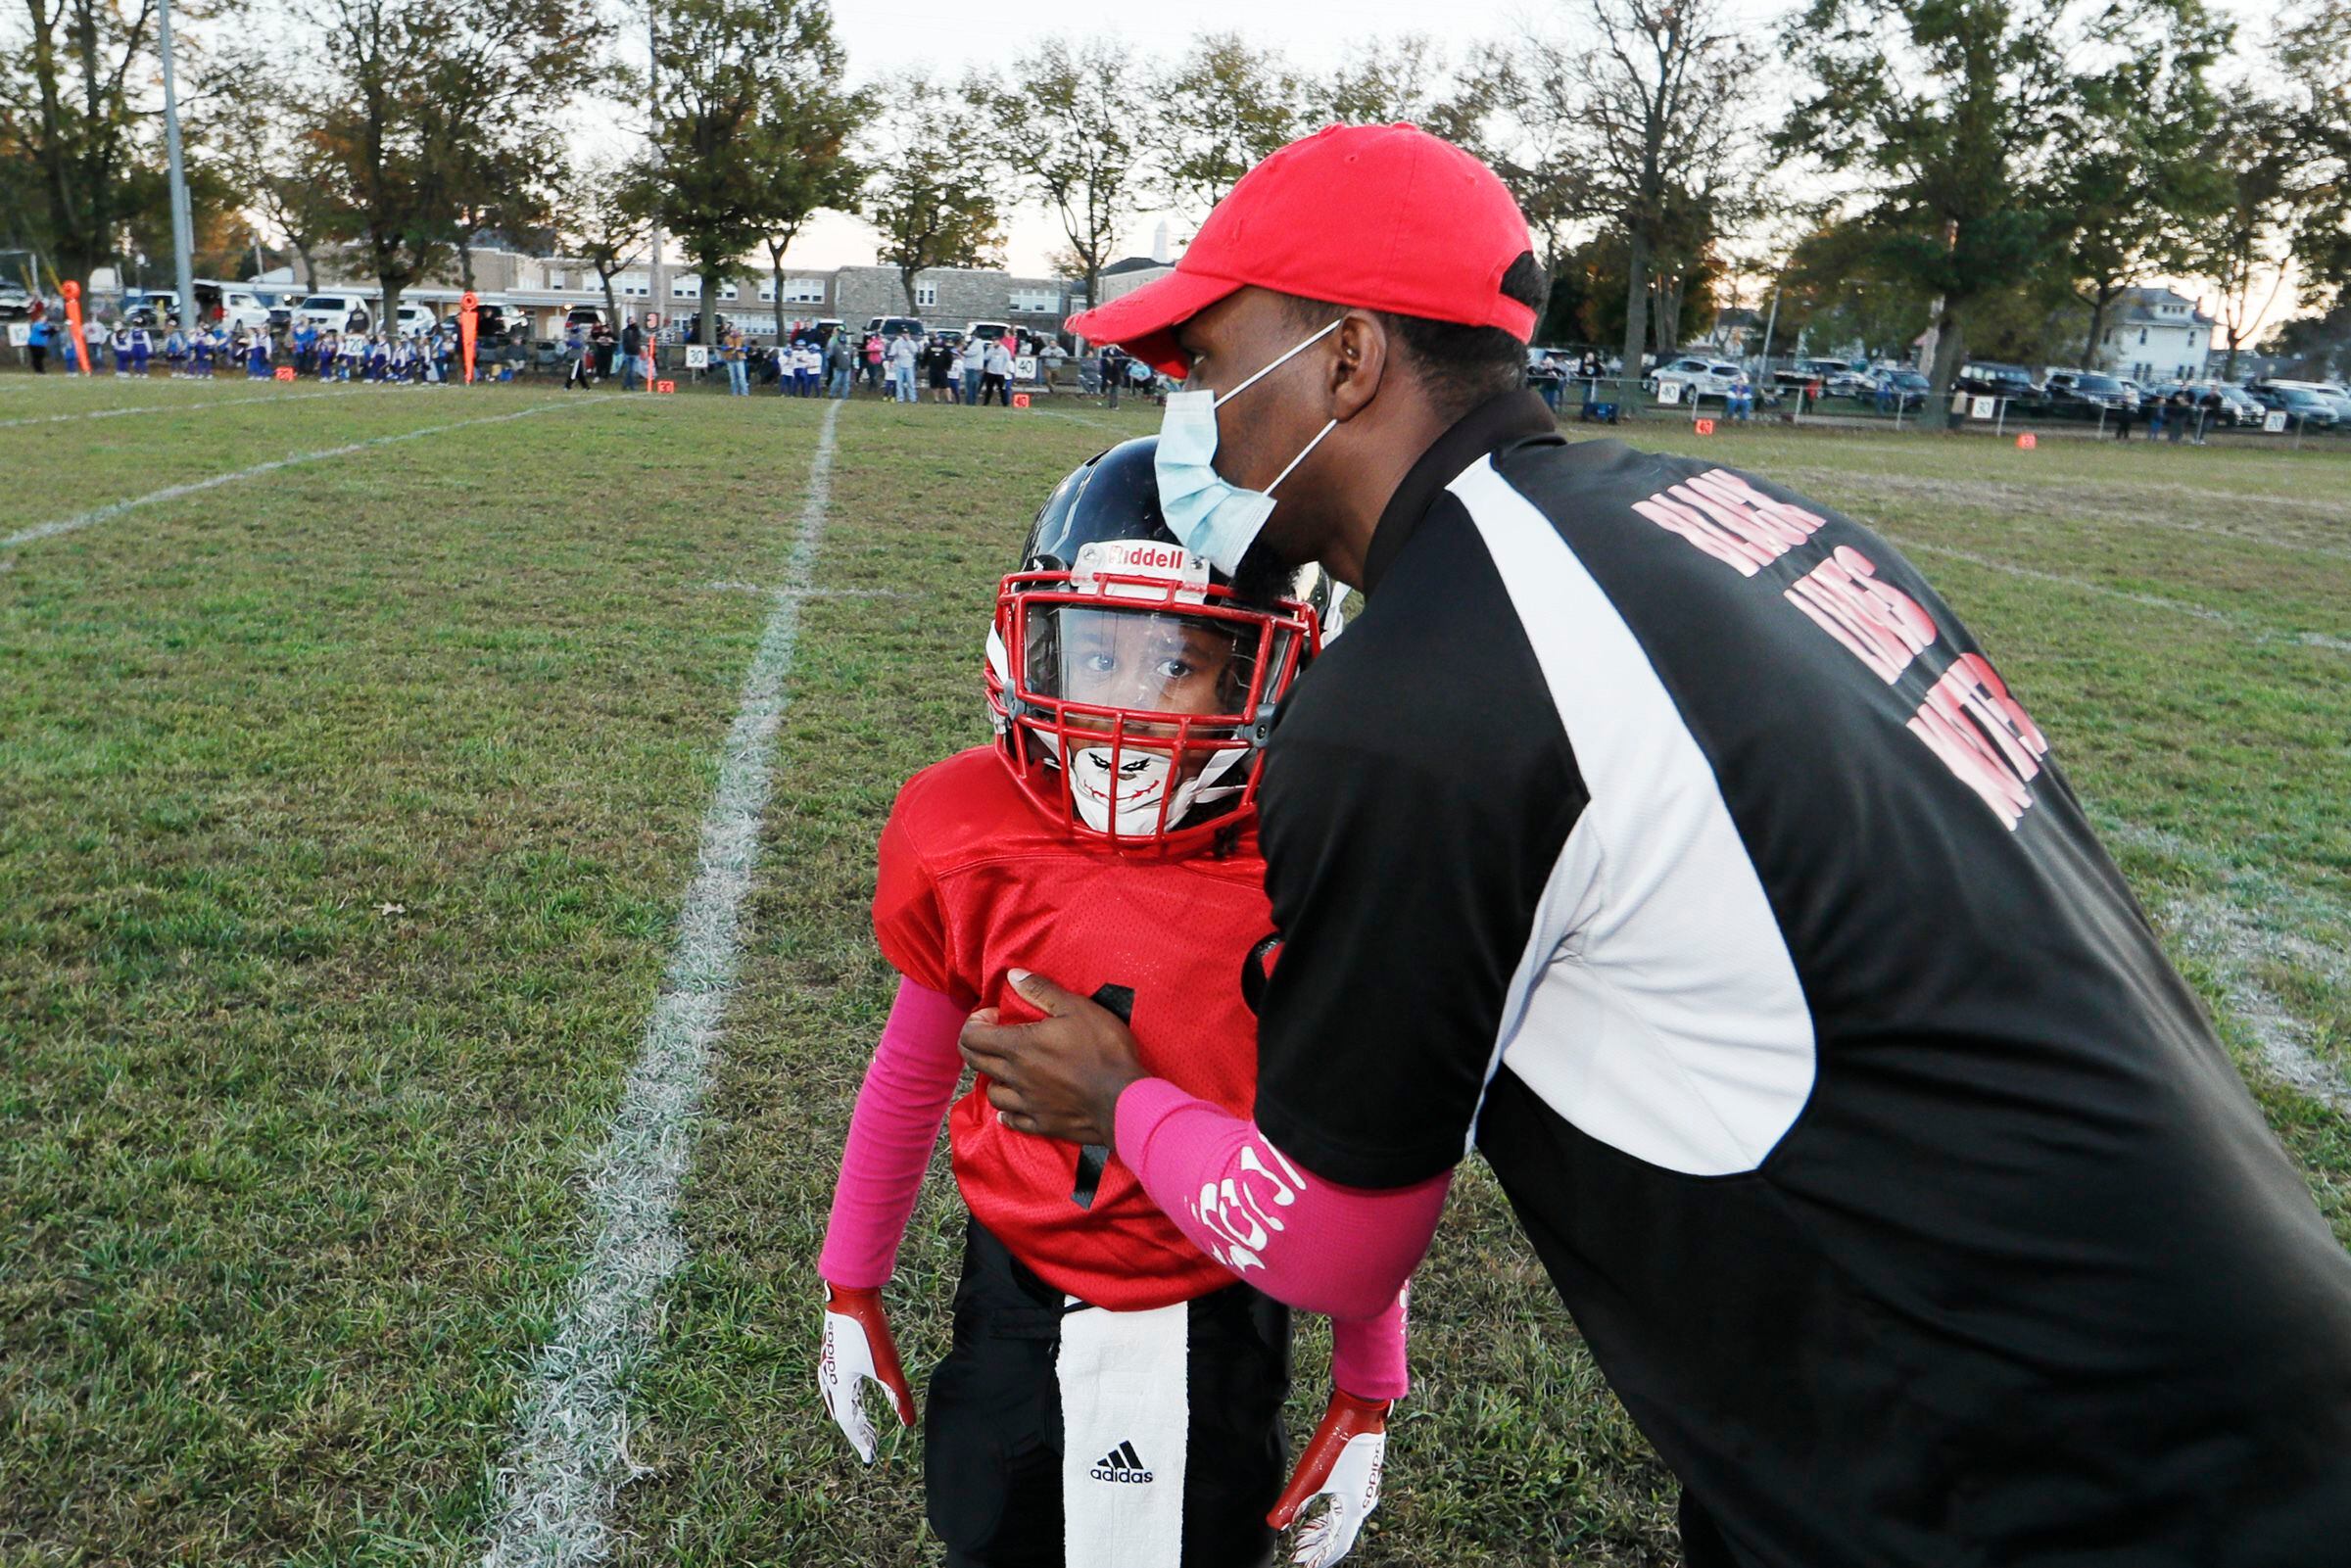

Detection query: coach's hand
xmin=818 ymin=1281 xmax=917 ymax=1462
xmin=958 ymin=969 xmax=1147 ymax=1147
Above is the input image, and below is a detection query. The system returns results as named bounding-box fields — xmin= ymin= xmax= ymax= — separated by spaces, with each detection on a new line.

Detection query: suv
xmin=1775 ymin=356 xmax=1871 ymax=397
xmin=1957 ymin=362 xmax=2040 ymax=402
xmin=863 ymin=314 xmax=923 ymax=347
xmin=2037 ymin=371 xmax=2135 ymax=418
xmin=298 ymin=293 xmax=374 ymax=335
xmin=211 ymin=287 xmax=274 ymax=332
xmin=964 ymin=319 xmax=1015 ymax=346
xmin=1652 ymin=356 xmax=1747 ymax=398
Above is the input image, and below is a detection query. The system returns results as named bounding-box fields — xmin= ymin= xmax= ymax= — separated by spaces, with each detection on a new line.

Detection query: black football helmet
xmin=987 ymin=437 xmax=1339 ymax=850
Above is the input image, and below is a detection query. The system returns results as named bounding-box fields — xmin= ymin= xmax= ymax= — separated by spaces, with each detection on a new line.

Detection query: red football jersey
xmin=874 ymin=745 xmax=1272 ymax=1310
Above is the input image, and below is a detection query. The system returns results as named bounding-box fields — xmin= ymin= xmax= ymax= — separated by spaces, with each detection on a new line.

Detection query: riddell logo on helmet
xmin=1073 ymin=541 xmax=1210 ymax=600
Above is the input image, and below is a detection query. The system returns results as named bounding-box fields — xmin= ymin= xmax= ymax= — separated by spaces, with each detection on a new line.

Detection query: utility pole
xmin=157 ymin=0 xmax=198 ymax=326
xmin=647 ymin=2 xmax=666 ymax=334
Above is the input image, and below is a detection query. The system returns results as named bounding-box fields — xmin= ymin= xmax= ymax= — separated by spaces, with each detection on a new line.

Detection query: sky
xmin=605 ymin=0 xmax=2297 ymax=329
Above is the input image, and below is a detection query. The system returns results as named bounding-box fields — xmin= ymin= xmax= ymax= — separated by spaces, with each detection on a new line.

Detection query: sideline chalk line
xmin=475 ymin=397 xmax=844 ymax=1568
xmin=1 ymin=400 xmax=573 ymax=548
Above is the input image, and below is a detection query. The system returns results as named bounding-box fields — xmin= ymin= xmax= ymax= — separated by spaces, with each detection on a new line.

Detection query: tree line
xmin=0 ymin=0 xmax=2343 ymax=425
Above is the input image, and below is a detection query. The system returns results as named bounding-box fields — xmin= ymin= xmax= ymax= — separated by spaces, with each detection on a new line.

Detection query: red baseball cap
xmin=1065 ymin=122 xmax=1536 ymax=375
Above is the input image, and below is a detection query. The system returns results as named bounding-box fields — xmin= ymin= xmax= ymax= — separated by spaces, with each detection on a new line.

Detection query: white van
xmin=297 ymin=293 xmax=374 ymax=335
xmin=215 ymin=289 xmax=273 ymax=332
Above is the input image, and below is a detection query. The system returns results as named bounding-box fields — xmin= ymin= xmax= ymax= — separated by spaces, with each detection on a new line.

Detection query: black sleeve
xmin=1251 ymin=499 xmax=1587 ymax=1189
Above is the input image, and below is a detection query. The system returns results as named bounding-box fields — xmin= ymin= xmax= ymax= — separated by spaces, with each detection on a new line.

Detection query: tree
xmin=2050 ymin=15 xmax=2227 ymax=366
xmin=1779 ymin=0 xmax=2221 ymax=429
xmin=643 ymin=0 xmax=853 ymax=344
xmin=554 ymin=156 xmax=648 ymax=330
xmin=214 ymin=56 xmax=354 ymax=288
xmin=862 ymin=75 xmax=1003 ymax=314
xmin=1145 ymin=33 xmax=1304 ymax=219
xmin=2192 ymin=97 xmax=2300 ymax=380
xmin=0 ymin=0 xmax=176 ymax=285
xmin=436 ymin=0 xmax=601 ymax=291
xmin=974 ymin=39 xmax=1140 ymax=312
xmin=2272 ymin=0 xmax=2350 ymax=301
xmin=301 ymin=0 xmax=457 ymax=330
xmin=1311 ymin=35 xmax=1462 ymax=131
xmin=1499 ymin=0 xmax=1756 ymax=390
xmin=748 ymin=76 xmax=868 ymax=342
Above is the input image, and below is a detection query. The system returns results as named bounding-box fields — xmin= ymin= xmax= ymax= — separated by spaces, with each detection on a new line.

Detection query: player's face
xmin=1059 ymin=610 xmax=1242 ymax=750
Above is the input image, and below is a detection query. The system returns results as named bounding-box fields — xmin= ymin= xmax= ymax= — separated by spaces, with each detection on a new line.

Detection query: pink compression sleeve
xmin=1329 ymin=1290 xmax=1411 ymax=1402
xmin=818 ymin=977 xmax=971 ymax=1289
xmin=1114 ymin=1076 xmax=1452 ymax=1326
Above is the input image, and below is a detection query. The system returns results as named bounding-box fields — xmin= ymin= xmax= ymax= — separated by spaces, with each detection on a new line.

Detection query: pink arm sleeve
xmin=1114 ymin=1075 xmax=1451 ymax=1330
xmin=1328 ymin=1290 xmax=1411 ymax=1402
xmin=817 ymin=976 xmax=971 ymax=1289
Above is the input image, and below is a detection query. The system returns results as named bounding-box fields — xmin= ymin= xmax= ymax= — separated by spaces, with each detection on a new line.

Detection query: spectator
xmin=724 ymin=327 xmax=749 ymax=396
xmin=2147 ymin=393 xmax=2167 ymax=441
xmin=864 ymin=329 xmax=886 ymax=390
xmin=2114 ymin=396 xmax=2136 ymax=441
xmin=26 ymin=308 xmax=48 ymax=374
xmin=620 ymin=315 xmax=645 ymax=391
xmin=962 ymin=338 xmax=984 ymax=405
xmin=1039 ymin=336 xmax=1067 ymax=394
xmin=2197 ymin=386 xmax=2224 ymax=446
xmin=828 ymin=329 xmax=855 ymax=398
xmin=2166 ymin=389 xmax=2190 ymax=445
xmin=925 ymin=336 xmax=953 ymax=403
xmin=981 ymin=333 xmax=1014 ymax=405
xmin=888 ymin=329 xmax=918 ymax=403
xmin=1727 ymin=371 xmax=1755 ymax=422
xmin=592 ymin=322 xmax=616 ymax=381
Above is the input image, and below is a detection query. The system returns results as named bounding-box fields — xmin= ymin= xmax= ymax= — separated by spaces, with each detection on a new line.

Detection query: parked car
xmin=2146 ymin=381 xmax=2265 ymax=427
xmin=392 ymin=303 xmax=438 ymax=337
xmin=2247 ymin=384 xmax=2342 ymax=429
xmin=861 ymin=314 xmax=924 ymax=348
xmin=206 ymin=287 xmax=274 ymax=332
xmin=1956 ymin=361 xmax=2041 ymax=402
xmin=124 ymin=289 xmax=184 ymax=328
xmin=1774 ymin=356 xmax=1871 ymax=397
xmin=963 ymin=319 xmax=1015 ymax=345
xmin=2032 ymin=371 xmax=2137 ymax=418
xmin=1651 ymin=356 xmax=1747 ymax=398
xmin=1870 ymin=369 xmax=1934 ymax=410
xmin=2262 ymin=379 xmax=2351 ymax=422
xmin=0 ymin=281 xmax=31 ymax=319
xmin=297 ymin=292 xmax=374 ymax=335
xmin=564 ymin=305 xmax=607 ymax=332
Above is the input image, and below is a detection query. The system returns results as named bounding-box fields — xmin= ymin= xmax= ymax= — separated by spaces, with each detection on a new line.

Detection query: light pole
xmin=647 ymin=1 xmax=666 ymax=338
xmin=157 ymin=0 xmax=199 ymax=328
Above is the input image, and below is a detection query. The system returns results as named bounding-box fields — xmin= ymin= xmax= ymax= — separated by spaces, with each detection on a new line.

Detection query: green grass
xmin=2 ymin=384 xmax=2345 ymax=1566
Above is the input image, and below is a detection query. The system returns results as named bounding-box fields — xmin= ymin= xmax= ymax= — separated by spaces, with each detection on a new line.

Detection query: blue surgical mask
xmin=1156 ymin=318 xmax=1342 ymax=575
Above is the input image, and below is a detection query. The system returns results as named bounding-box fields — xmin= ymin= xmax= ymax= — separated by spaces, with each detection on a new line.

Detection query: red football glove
xmin=1268 ymin=1388 xmax=1391 ymax=1566
xmin=817 ymin=1281 xmax=917 ymax=1462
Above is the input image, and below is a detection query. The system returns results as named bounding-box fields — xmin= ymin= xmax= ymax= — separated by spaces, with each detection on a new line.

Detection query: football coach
xmin=960 ymin=123 xmax=2351 ymax=1566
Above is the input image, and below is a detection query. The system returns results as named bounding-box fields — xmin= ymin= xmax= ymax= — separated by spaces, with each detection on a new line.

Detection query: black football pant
xmin=926 ymin=1219 xmax=1291 ymax=1568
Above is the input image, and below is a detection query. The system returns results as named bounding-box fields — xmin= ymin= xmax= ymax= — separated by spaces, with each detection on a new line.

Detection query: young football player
xmin=818 ymin=437 xmax=1400 ymax=1568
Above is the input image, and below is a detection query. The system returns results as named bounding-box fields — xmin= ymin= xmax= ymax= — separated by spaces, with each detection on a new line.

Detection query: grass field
xmin=3 ymin=373 xmax=2345 ymax=1567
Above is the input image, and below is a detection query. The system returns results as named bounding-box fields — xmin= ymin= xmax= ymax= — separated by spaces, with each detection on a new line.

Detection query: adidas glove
xmin=1268 ymin=1388 xmax=1390 ymax=1567
xmin=817 ymin=1281 xmax=917 ymax=1462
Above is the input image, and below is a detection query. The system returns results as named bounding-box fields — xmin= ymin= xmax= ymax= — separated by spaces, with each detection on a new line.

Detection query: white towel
xmin=1057 ymin=1298 xmax=1189 ymax=1568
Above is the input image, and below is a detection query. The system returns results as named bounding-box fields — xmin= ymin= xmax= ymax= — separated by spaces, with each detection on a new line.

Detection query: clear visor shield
xmin=1016 ymin=602 xmax=1292 ymax=839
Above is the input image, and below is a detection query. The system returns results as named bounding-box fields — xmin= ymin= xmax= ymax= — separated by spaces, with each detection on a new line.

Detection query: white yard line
xmin=1890 ymin=538 xmax=2351 ymax=655
xmin=475 ymin=397 xmax=843 ymax=1568
xmin=0 ymin=401 xmax=571 ymax=548
xmin=2099 ymin=819 xmax=2351 ymax=1113
xmin=0 ymin=384 xmax=382 ymax=430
